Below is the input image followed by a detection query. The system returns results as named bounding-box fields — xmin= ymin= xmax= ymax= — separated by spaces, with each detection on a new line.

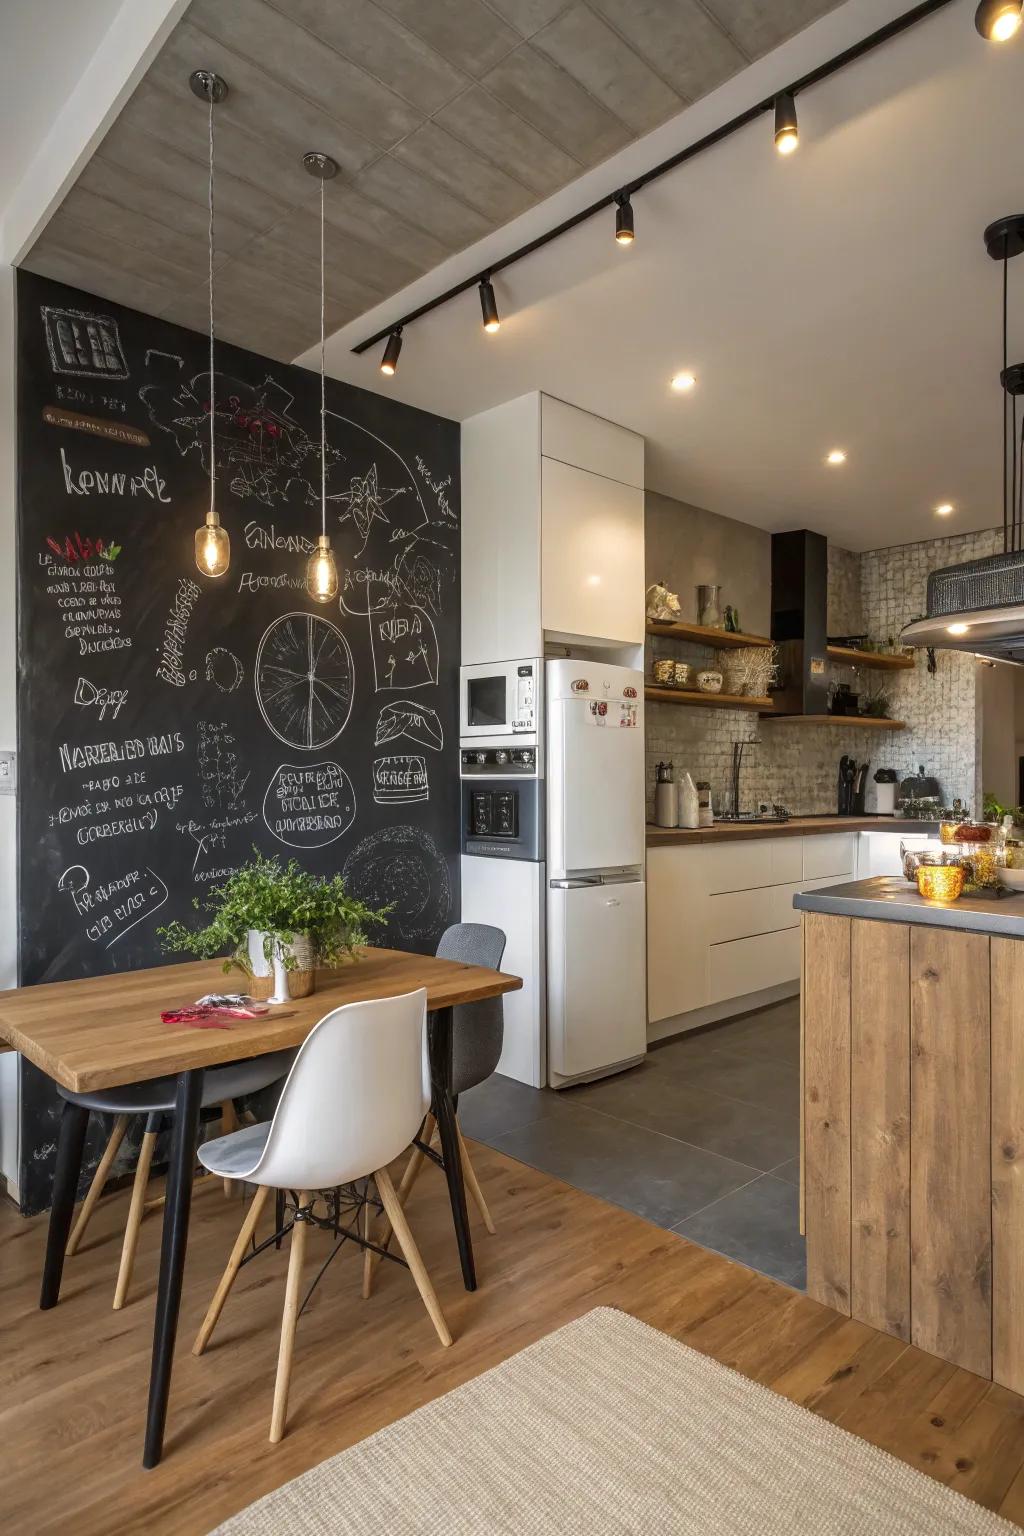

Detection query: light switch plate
xmin=0 ymin=751 xmax=16 ymax=794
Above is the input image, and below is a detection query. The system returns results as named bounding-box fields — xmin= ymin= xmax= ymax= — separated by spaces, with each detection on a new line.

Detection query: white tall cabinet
xmin=461 ymin=392 xmax=644 ymax=659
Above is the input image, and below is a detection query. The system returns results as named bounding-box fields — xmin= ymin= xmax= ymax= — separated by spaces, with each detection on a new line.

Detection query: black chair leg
xmin=40 ymin=1100 xmax=89 ymax=1310
xmin=143 ymin=1068 xmax=203 ymax=1469
xmin=430 ymin=1006 xmax=476 ymax=1292
xmin=275 ymin=1188 xmax=285 ymax=1249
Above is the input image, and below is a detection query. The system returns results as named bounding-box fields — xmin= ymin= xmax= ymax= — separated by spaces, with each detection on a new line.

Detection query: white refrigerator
xmin=546 ymin=659 xmax=647 ymax=1088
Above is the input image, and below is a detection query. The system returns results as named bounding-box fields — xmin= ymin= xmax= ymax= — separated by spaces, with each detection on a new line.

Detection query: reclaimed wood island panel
xmin=795 ymin=878 xmax=1024 ymax=1391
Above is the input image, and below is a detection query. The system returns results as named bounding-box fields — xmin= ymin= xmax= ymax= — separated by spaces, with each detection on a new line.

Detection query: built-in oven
xmin=459 ymin=659 xmax=540 ymax=742
xmin=461 ymin=777 xmax=544 ymax=862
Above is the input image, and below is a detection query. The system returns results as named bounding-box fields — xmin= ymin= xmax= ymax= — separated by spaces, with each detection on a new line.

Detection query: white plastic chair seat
xmin=198 ymin=1121 xmax=271 ymax=1181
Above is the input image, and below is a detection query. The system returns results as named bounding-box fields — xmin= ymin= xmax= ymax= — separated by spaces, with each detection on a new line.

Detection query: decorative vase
xmin=246 ymin=929 xmax=315 ymax=1004
xmin=696 ymin=669 xmax=723 ymax=694
xmin=696 ymin=584 xmax=722 ymax=628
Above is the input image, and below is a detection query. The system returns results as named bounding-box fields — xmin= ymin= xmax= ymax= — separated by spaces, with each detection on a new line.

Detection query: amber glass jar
xmin=916 ymin=863 xmax=965 ymax=901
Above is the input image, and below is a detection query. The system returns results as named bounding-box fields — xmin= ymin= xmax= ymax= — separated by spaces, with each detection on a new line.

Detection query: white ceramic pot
xmin=696 ymin=670 xmax=723 ymax=694
xmin=246 ymin=929 xmax=315 ymax=1003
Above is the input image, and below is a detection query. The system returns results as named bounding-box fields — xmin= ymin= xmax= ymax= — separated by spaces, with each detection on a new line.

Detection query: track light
xmin=614 ymin=193 xmax=635 ymax=245
xmin=975 ymin=0 xmax=1022 ymax=40
xmin=774 ymin=92 xmax=799 ymax=155
xmin=380 ymin=328 xmax=402 ymax=376
xmin=479 ymin=277 xmax=500 ymax=333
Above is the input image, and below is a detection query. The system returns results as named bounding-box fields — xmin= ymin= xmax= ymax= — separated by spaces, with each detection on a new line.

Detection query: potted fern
xmin=159 ymin=849 xmax=388 ymax=1003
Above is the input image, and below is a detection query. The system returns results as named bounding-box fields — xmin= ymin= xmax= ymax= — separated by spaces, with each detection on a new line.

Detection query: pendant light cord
xmin=320 ymin=174 xmax=326 ymax=541
xmin=1003 ymin=238 xmax=1009 ymax=552
xmin=208 ymin=93 xmax=216 ymax=520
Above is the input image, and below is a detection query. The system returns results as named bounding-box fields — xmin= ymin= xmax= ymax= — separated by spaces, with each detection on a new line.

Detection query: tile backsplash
xmin=646 ymin=523 xmax=1000 ymax=821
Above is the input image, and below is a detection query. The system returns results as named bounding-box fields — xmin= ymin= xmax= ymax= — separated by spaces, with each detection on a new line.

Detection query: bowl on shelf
xmin=998 ymin=867 xmax=1024 ymax=892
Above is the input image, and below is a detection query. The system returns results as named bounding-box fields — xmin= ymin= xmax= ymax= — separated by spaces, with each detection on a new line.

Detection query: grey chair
xmin=59 ymin=1050 xmax=295 ymax=1309
xmin=364 ymin=924 xmax=506 ymax=1294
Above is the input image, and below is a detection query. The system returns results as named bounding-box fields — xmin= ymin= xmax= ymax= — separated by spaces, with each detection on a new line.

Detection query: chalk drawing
xmin=57 ymin=864 xmax=90 ymax=916
xmin=333 ymin=464 xmax=403 ymax=558
xmin=368 ymin=598 xmax=438 ymax=693
xmin=198 ymin=721 xmax=250 ymax=812
xmin=374 ymin=699 xmax=443 ymax=752
xmin=42 ymin=307 xmax=129 ymax=380
xmin=342 ymin=825 xmax=450 ymax=944
xmin=262 ymin=761 xmax=356 ymax=848
xmin=372 ymin=754 xmax=428 ymax=805
xmin=205 ymin=647 xmax=244 ymax=693
xmin=255 ymin=611 xmax=354 ymax=750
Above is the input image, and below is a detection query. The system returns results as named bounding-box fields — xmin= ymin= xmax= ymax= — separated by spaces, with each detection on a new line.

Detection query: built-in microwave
xmin=459 ymin=659 xmax=541 ymax=741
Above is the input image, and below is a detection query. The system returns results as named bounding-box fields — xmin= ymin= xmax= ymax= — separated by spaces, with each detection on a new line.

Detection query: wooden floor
xmin=3 ymin=1142 xmax=1024 ymax=1535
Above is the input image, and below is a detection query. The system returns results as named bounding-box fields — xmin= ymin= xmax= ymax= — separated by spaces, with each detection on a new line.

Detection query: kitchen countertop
xmin=646 ymin=816 xmax=940 ymax=847
xmin=794 ymin=874 xmax=1024 ymax=937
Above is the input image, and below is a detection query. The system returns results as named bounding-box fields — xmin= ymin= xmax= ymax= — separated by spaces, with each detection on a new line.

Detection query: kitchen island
xmin=794 ymin=876 xmax=1024 ymax=1390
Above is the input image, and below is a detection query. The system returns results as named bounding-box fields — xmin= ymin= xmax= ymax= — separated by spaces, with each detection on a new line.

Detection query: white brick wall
xmin=645 ymin=528 xmax=1000 ymax=820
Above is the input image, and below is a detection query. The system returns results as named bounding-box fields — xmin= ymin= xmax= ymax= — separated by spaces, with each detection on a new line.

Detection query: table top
xmin=794 ymin=875 xmax=1024 ymax=938
xmin=0 ymin=949 xmax=523 ymax=1093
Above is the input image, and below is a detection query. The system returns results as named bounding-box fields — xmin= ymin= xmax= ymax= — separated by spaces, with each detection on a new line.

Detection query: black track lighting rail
xmin=352 ymin=0 xmax=954 ymax=359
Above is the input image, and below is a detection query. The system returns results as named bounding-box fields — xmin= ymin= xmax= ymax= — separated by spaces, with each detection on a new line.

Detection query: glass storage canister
xmin=916 ymin=863 xmax=965 ymax=902
xmin=652 ymin=657 xmax=675 ymax=686
xmin=696 ymin=781 xmax=713 ymax=827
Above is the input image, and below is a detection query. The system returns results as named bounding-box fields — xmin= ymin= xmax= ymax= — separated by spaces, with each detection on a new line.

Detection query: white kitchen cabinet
xmin=541 ymin=394 xmax=644 ymax=488
xmin=646 ymin=845 xmax=709 ymax=1022
xmin=461 ymin=392 xmax=645 ymax=662
xmin=708 ymin=929 xmax=801 ymax=1005
xmin=802 ymin=832 xmax=856 ymax=880
xmin=541 ymin=457 xmax=645 ymax=645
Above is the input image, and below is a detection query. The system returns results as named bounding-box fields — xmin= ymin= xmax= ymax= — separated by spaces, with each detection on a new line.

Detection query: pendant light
xmin=380 ymin=328 xmax=403 ymax=376
xmin=479 ymin=277 xmax=500 ymax=333
xmin=190 ymin=70 xmax=230 ymax=579
xmin=614 ymin=192 xmax=635 ymax=245
xmin=303 ymin=151 xmax=340 ymax=604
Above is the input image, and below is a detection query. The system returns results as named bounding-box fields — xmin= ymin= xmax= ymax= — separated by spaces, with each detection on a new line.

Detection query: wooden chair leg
xmin=457 ymin=1121 xmax=496 ymax=1236
xmin=219 ymin=1100 xmax=240 ymax=1197
xmin=112 ymin=1129 xmax=158 ymax=1310
xmin=269 ymin=1191 xmax=311 ymax=1444
xmin=65 ymin=1114 xmax=129 ymax=1257
xmin=364 ymin=1113 xmax=435 ymax=1297
xmin=374 ymin=1166 xmax=452 ymax=1349
xmin=193 ymin=1185 xmax=270 ymax=1356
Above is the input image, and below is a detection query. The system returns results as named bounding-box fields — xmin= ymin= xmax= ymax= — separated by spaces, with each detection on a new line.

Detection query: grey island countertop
xmin=794 ymin=874 xmax=1024 ymax=938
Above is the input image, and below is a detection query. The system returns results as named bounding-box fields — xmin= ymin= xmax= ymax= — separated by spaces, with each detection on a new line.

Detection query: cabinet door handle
xmin=605 ymin=897 xmax=620 ymax=907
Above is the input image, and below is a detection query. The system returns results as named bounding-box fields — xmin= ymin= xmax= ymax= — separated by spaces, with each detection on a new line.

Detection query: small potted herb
xmin=862 ymin=688 xmax=892 ymax=719
xmin=158 ymin=849 xmax=389 ymax=1003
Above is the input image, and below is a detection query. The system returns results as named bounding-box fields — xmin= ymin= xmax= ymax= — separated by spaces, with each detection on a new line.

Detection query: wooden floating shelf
xmin=761 ymin=713 xmax=907 ymax=730
xmin=645 ymin=620 xmax=772 ymax=650
xmin=645 ymin=685 xmax=772 ymax=712
xmin=827 ymin=644 xmax=915 ymax=672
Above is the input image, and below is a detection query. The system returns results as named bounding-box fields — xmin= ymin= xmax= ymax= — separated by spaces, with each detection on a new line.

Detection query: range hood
xmin=901 ymin=213 xmax=1024 ymax=662
xmin=770 ymin=529 xmax=830 ymax=716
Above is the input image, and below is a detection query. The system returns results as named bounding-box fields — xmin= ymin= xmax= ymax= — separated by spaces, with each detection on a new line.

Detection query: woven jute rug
xmin=212 ymin=1307 xmax=1016 ymax=1535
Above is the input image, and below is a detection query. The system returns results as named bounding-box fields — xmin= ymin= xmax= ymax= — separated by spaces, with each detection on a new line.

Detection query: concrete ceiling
xmin=310 ymin=0 xmax=1024 ymax=553
xmin=21 ymin=0 xmax=843 ymax=362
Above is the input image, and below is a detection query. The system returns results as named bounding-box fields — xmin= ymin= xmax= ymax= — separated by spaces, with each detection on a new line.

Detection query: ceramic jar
xmin=673 ymin=661 xmax=693 ymax=688
xmin=247 ymin=929 xmax=315 ymax=1004
xmin=652 ymin=657 xmax=675 ymax=685
xmin=696 ymin=670 xmax=723 ymax=694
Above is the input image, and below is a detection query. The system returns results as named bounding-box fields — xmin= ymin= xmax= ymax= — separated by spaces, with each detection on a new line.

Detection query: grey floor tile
xmin=771 ymin=1157 xmax=800 ymax=1186
xmin=458 ymin=1072 xmax=564 ymax=1142
xmin=490 ymin=1103 xmax=759 ymax=1229
xmin=673 ymin=1174 xmax=806 ymax=1290
xmin=565 ymin=1064 xmax=797 ymax=1172
xmin=655 ymin=1043 xmax=799 ymax=1117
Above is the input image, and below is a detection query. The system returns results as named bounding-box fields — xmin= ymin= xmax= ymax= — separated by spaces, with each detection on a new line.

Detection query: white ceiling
xmin=0 ymin=0 xmax=123 ymax=213
xmin=311 ymin=0 xmax=1024 ymax=553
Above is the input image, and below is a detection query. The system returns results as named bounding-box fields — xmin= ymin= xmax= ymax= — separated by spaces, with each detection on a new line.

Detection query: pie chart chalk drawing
xmin=255 ymin=611 xmax=354 ymax=751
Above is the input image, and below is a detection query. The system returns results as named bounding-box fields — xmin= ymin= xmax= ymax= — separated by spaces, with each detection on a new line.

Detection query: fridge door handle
xmin=549 ymin=878 xmax=600 ymax=889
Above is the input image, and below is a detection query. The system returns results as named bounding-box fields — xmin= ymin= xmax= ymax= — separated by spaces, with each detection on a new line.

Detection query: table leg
xmin=430 ymin=1006 xmax=476 ymax=1292
xmin=39 ymin=1100 xmax=89 ymax=1309
xmin=143 ymin=1068 xmax=203 ymax=1469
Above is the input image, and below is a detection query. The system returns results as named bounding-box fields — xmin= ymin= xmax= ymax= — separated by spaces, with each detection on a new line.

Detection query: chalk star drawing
xmin=332 ymin=464 xmax=405 ymax=559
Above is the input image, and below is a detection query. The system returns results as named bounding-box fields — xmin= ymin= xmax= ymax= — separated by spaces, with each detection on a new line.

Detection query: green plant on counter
xmin=158 ymin=848 xmax=390 ymax=975
xmin=983 ymin=791 xmax=1024 ymax=825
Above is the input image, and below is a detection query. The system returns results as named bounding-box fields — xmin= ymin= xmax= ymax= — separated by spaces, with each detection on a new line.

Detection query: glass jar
xmin=916 ymin=863 xmax=964 ymax=901
xmin=901 ymin=845 xmax=943 ymax=883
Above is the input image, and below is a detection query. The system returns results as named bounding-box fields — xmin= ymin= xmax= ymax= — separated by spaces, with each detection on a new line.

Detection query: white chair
xmin=192 ymin=987 xmax=452 ymax=1443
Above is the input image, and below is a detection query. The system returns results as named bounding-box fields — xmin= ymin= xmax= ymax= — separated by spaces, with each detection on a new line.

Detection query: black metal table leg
xmin=39 ymin=1100 xmax=89 ymax=1310
xmin=429 ymin=1006 xmax=476 ymax=1292
xmin=143 ymin=1067 xmax=203 ymax=1469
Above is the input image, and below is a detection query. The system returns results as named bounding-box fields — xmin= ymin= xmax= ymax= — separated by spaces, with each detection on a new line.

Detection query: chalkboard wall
xmin=16 ymin=270 xmax=460 ymax=1213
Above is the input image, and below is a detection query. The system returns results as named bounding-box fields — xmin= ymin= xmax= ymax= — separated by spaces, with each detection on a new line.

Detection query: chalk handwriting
xmin=74 ymin=677 xmax=127 ymax=721
xmin=156 ymin=577 xmax=201 ymax=686
xmin=60 ymin=447 xmax=169 ymax=501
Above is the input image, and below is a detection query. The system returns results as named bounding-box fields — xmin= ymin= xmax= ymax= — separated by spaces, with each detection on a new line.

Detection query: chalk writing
xmin=156 ymin=577 xmax=201 ymax=686
xmin=43 ymin=559 xmax=129 ymax=654
xmin=262 ymin=761 xmax=356 ymax=848
xmin=372 ymin=754 xmax=428 ymax=805
xmin=74 ymin=677 xmax=127 ymax=720
xmin=58 ymin=733 xmax=185 ymax=773
xmin=244 ymin=521 xmax=314 ymax=554
xmin=60 ymin=446 xmax=169 ymax=500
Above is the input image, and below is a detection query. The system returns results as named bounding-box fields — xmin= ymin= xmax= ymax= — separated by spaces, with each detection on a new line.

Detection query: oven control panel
xmin=513 ymin=663 xmax=536 ymax=732
xmin=460 ymin=747 xmax=536 ymax=776
xmin=461 ymin=776 xmax=544 ymax=862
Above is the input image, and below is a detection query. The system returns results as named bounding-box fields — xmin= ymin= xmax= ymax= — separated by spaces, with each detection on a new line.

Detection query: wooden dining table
xmin=0 ymin=947 xmax=522 ymax=1468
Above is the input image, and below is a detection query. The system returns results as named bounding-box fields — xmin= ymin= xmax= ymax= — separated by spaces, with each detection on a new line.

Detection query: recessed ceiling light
xmin=670 ymin=372 xmax=696 ymax=392
xmin=947 ymin=622 xmax=970 ymax=636
xmin=934 ymin=502 xmax=955 ymax=516
xmin=825 ymin=449 xmax=847 ymax=465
